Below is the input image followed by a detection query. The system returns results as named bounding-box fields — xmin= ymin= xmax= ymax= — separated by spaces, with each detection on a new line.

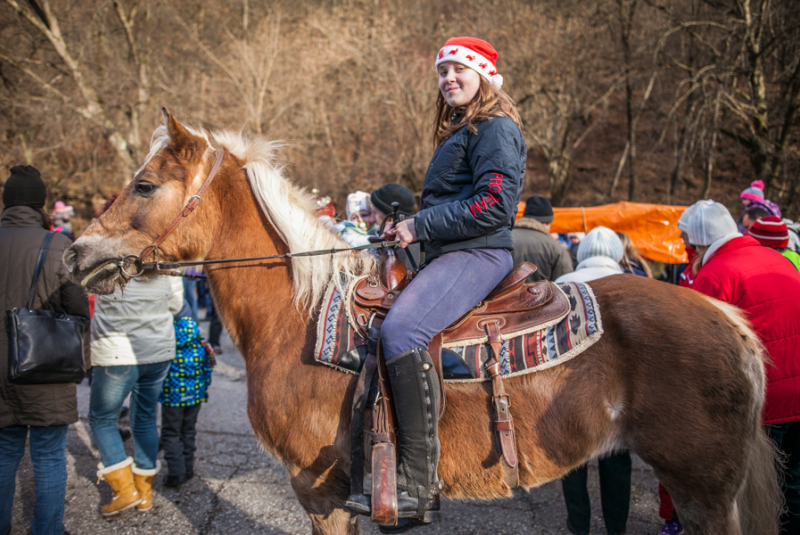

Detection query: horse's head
xmin=64 ymin=108 xmax=223 ymax=294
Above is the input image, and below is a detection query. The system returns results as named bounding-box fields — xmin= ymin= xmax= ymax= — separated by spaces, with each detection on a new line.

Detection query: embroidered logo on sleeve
xmin=489 ymin=173 xmax=503 ymax=193
xmin=470 ymin=193 xmax=500 ymax=216
xmin=469 ymin=173 xmax=504 ymax=217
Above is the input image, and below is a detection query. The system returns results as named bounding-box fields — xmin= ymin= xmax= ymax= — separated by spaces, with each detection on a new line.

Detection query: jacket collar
xmin=703 ymin=233 xmax=746 ymax=265
xmin=575 ymin=255 xmax=623 ymax=273
xmin=514 ymin=217 xmax=551 ymax=234
xmin=703 ymin=234 xmax=759 ymax=264
xmin=0 ymin=206 xmax=46 ymax=228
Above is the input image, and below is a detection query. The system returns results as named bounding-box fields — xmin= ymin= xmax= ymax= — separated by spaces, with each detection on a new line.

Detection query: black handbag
xmin=6 ymin=231 xmax=89 ymax=384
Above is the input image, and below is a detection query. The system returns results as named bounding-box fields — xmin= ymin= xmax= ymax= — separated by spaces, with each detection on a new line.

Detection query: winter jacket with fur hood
xmin=0 ymin=206 xmax=90 ymax=428
xmin=511 ymin=217 xmax=574 ymax=282
xmin=414 ymin=116 xmax=526 ymax=261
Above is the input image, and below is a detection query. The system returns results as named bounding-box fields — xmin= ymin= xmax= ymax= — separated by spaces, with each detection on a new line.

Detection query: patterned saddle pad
xmin=313 ymin=277 xmax=603 ymax=382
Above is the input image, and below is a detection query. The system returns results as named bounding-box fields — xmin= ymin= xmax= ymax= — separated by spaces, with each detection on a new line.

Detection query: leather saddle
xmin=350 ymin=251 xmax=569 ymax=347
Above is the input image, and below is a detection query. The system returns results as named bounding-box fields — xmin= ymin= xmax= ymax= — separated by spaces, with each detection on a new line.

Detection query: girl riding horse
xmin=349 ymin=36 xmax=525 ymax=524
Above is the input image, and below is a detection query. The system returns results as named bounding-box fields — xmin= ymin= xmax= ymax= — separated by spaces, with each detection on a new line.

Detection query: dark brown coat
xmin=0 ymin=206 xmax=90 ymax=428
xmin=511 ymin=217 xmax=574 ymax=282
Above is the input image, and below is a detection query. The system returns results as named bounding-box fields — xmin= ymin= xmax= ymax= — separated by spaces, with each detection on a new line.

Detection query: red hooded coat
xmin=692 ymin=235 xmax=800 ymax=424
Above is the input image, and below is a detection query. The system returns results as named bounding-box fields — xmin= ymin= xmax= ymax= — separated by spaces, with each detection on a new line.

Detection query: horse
xmin=64 ymin=110 xmax=782 ymax=535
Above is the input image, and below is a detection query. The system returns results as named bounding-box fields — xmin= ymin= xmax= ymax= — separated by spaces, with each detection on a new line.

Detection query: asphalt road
xmin=10 ymin=321 xmax=663 ymax=534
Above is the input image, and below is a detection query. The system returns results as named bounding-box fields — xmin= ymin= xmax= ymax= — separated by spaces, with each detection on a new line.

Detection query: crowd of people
xmin=1 ymin=32 xmax=799 ymax=535
xmin=0 ymin=167 xmax=216 ymax=534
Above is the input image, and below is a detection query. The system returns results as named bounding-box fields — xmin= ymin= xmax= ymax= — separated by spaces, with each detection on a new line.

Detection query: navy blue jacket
xmin=414 ymin=116 xmax=526 ymax=261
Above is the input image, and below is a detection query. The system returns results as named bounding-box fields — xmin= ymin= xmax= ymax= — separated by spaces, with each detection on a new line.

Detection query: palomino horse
xmin=65 ymin=111 xmax=781 ymax=535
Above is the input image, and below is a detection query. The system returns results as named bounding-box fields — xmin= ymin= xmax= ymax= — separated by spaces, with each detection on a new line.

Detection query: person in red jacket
xmin=687 ymin=200 xmax=800 ymax=535
xmin=653 ymin=202 xmax=708 ymax=535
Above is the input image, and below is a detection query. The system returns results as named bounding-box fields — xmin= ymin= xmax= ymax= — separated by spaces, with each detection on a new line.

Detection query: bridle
xmin=102 ymin=148 xmax=397 ymax=285
xmin=119 ymin=148 xmax=225 ymax=278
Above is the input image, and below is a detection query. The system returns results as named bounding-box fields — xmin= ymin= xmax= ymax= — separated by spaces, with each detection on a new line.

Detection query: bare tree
xmin=2 ymin=0 xmax=138 ymax=181
xmin=1 ymin=0 xmax=799 ymax=222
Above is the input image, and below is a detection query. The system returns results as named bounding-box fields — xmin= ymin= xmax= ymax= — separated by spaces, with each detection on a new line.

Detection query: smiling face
xmin=438 ymin=61 xmax=482 ymax=108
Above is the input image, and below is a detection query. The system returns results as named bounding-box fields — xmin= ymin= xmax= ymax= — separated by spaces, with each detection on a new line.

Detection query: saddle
xmin=351 ymin=254 xmax=567 ymax=345
xmin=348 ymin=245 xmax=570 ymax=526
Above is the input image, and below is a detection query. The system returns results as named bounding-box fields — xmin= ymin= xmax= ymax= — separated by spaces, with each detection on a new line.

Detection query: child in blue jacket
xmin=160 ymin=305 xmax=215 ymax=486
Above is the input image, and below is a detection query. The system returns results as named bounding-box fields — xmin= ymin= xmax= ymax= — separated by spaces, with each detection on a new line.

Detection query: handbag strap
xmin=26 ymin=231 xmax=56 ymax=310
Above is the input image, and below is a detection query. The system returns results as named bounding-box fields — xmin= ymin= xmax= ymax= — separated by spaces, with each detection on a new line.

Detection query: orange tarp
xmin=517 ymin=201 xmax=688 ymax=264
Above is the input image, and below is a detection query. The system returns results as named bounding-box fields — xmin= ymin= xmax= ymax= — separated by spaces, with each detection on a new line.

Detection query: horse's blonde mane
xmin=145 ymin=122 xmax=374 ymax=313
xmin=211 ymin=130 xmax=374 ymax=312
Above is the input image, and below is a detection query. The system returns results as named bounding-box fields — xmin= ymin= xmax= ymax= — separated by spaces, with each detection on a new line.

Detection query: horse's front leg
xmin=288 ymin=463 xmax=361 ymax=535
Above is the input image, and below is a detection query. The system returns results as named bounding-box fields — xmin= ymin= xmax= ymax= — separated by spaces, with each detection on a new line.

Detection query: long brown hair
xmin=692 ymin=245 xmax=708 ymax=276
xmin=616 ymin=231 xmax=653 ymax=278
xmin=433 ymin=77 xmax=523 ymax=147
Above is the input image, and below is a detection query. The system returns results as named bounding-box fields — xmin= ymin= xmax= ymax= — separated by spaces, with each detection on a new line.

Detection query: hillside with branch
xmin=1 ymin=0 xmax=799 ymax=231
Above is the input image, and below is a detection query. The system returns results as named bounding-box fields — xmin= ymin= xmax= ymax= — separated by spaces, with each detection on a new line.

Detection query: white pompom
xmin=491 ymin=74 xmax=504 ymax=88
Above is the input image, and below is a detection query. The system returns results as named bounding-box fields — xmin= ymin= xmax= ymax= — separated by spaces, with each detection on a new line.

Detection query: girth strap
xmin=484 ymin=321 xmax=520 ymax=488
xmin=349 ymin=347 xmax=378 ymax=497
xmin=427 ymin=334 xmax=446 ymax=418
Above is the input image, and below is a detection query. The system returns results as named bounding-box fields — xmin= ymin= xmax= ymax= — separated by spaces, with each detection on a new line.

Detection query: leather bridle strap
xmin=138 ymin=149 xmax=225 ymax=263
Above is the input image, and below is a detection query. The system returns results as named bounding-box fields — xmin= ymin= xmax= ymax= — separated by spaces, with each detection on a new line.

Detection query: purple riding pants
xmin=381 ymin=248 xmax=513 ymax=360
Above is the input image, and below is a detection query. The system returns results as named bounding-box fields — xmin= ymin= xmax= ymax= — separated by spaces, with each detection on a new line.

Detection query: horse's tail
xmin=737 ymin=426 xmax=783 ymax=535
xmin=705 ymin=298 xmax=783 ymax=535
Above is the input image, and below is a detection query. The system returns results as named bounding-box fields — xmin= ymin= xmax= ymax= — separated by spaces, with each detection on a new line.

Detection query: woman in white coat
xmin=555 ymin=226 xmax=630 ymax=535
xmin=88 ymin=275 xmax=183 ymax=517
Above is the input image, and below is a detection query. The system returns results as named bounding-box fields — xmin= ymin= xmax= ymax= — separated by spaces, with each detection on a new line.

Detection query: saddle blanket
xmin=313 ymin=277 xmax=603 ymax=383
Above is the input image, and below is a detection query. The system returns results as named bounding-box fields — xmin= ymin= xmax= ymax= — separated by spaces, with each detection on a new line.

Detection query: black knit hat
xmin=3 ymin=165 xmax=47 ymax=208
xmin=523 ymin=196 xmax=554 ymax=223
xmin=370 ymin=183 xmax=416 ymax=217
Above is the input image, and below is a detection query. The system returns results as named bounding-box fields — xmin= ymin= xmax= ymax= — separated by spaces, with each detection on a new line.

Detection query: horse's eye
xmin=135 ymin=182 xmax=156 ymax=195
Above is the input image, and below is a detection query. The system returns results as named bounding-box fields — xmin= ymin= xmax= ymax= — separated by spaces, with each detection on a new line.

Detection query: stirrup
xmin=396 ymin=486 xmax=443 ymax=522
xmin=344 ymin=493 xmax=371 ymax=516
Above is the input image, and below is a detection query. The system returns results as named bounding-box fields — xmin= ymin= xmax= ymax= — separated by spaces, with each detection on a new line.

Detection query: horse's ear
xmin=162 ymin=107 xmax=204 ymax=159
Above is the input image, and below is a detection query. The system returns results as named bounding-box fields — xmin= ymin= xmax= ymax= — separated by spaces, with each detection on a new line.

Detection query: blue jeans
xmin=0 ymin=425 xmax=68 ymax=535
xmin=381 ymin=248 xmax=513 ymax=360
xmin=183 ymin=278 xmax=199 ymax=322
xmin=89 ymin=362 xmax=170 ymax=470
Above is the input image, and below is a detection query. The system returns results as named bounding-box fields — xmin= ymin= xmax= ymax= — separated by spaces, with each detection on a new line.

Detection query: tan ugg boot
xmin=96 ymin=457 xmax=141 ymax=517
xmin=132 ymin=461 xmax=160 ymax=512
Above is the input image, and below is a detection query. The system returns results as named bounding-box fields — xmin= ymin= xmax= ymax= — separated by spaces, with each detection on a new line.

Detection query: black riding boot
xmin=345 ymin=348 xmax=444 ymax=526
xmin=388 ymin=348 xmax=443 ymax=523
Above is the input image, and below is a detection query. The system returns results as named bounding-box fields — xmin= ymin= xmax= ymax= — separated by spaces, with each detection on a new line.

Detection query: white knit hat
xmin=577 ymin=226 xmax=624 ymax=264
xmin=677 ymin=201 xmax=702 ymax=232
xmin=687 ymin=201 xmax=738 ymax=246
xmin=346 ymin=191 xmax=370 ymax=219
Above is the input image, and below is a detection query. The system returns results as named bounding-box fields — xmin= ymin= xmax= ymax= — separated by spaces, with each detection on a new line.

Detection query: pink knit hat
xmin=740 ymin=180 xmax=765 ymax=202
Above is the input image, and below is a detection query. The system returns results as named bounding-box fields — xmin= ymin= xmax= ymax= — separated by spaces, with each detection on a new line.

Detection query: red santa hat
xmin=435 ymin=37 xmax=503 ymax=89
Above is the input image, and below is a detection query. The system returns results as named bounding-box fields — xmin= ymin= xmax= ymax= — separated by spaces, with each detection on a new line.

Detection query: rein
xmin=80 ymin=147 xmax=399 ymax=287
xmin=124 ymin=240 xmax=399 ymax=273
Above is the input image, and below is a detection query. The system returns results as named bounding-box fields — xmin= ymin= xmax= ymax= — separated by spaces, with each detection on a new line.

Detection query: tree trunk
xmin=5 ymin=0 xmax=137 ymax=182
